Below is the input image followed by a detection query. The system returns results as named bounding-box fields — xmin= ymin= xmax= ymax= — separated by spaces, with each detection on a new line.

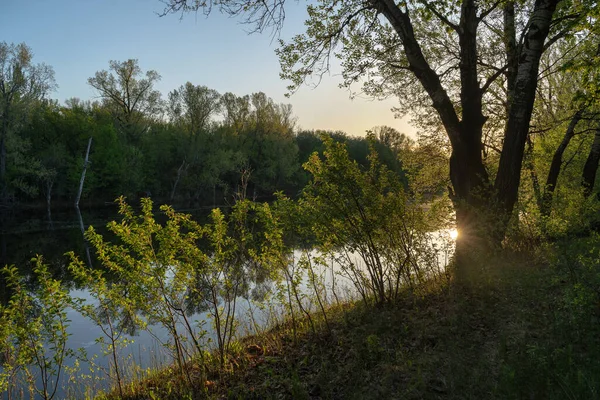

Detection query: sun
xmin=450 ymin=229 xmax=459 ymax=240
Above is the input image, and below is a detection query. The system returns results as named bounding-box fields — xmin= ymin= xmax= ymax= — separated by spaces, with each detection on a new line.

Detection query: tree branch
xmin=478 ymin=0 xmax=502 ymax=22
xmin=481 ymin=64 xmax=508 ymax=93
xmin=418 ymin=0 xmax=460 ymax=32
xmin=374 ymin=0 xmax=461 ymax=144
xmin=543 ymin=24 xmax=577 ymax=52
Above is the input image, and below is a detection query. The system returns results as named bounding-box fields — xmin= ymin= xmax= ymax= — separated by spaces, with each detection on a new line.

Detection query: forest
xmin=0 ymin=54 xmax=406 ymax=210
xmin=1 ymin=0 xmax=600 ymax=398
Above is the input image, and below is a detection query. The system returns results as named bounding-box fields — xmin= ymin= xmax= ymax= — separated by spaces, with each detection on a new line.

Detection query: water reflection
xmin=0 ymin=208 xmax=455 ymax=399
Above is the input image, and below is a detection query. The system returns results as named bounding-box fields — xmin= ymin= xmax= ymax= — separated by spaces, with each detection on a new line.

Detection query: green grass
xmin=98 ymin=241 xmax=600 ymax=399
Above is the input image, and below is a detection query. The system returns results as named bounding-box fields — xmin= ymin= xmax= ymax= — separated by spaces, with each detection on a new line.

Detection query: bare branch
xmin=484 ymin=142 xmax=502 ymax=154
xmin=477 ymin=61 xmax=505 ymax=73
xmin=481 ymin=64 xmax=508 ymax=93
xmin=478 ymin=0 xmax=503 ymax=22
xmin=573 ymin=128 xmax=600 ymax=136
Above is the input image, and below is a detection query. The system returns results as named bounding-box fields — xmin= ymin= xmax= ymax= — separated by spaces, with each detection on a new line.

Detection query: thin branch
xmin=484 ymin=142 xmax=502 ymax=154
xmin=418 ymin=0 xmax=460 ymax=32
xmin=543 ymin=25 xmax=576 ymax=52
xmin=549 ymin=12 xmax=582 ymax=27
xmin=481 ymin=18 xmax=503 ymax=38
xmin=438 ymin=64 xmax=460 ymax=79
xmin=388 ymin=63 xmax=412 ymax=71
xmin=563 ymin=135 xmax=587 ymax=169
xmin=481 ymin=64 xmax=508 ymax=93
xmin=478 ymin=0 xmax=502 ymax=22
xmin=477 ymin=60 xmax=505 ymax=73
xmin=573 ymin=128 xmax=599 ymax=136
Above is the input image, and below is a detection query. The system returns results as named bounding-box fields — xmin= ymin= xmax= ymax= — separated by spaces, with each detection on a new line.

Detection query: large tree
xmin=0 ymin=42 xmax=55 ymax=200
xmin=163 ymin=0 xmax=596 ymax=251
xmin=167 ymin=82 xmax=221 ymax=136
xmin=166 ymin=82 xmax=222 ymax=201
xmin=88 ymin=59 xmax=162 ymax=144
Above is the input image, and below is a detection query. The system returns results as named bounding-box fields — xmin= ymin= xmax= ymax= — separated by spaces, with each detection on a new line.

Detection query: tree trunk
xmin=378 ymin=0 xmax=559 ymax=251
xmin=75 ymin=137 xmax=93 ymax=207
xmin=494 ymin=0 xmax=560 ymax=233
xmin=449 ymin=133 xmax=490 ymax=242
xmin=524 ymin=136 xmax=543 ymax=212
xmin=503 ymin=2 xmax=517 ymax=108
xmin=582 ymin=124 xmax=600 ymax=197
xmin=452 ymin=0 xmax=495 ymax=250
xmin=170 ymin=159 xmax=187 ymax=203
xmin=541 ymin=109 xmax=584 ymax=215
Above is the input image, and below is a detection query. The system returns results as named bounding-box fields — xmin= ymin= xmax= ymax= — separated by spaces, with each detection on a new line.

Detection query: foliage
xmin=68 ymin=251 xmax=144 ymax=398
xmin=299 ymin=135 xmax=451 ymax=305
xmin=3 ymin=90 xmax=406 ymax=206
xmin=88 ymin=59 xmax=162 ymax=144
xmin=1 ymin=42 xmax=412 ymax=207
xmin=69 ymin=194 xmax=287 ymax=380
xmin=0 ymin=41 xmax=56 ymax=200
xmin=0 ymin=257 xmax=73 ymax=400
xmin=183 ymin=195 xmax=287 ymax=366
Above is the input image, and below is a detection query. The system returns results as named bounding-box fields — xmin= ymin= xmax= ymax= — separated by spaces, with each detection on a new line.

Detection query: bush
xmin=299 ymin=135 xmax=452 ymax=305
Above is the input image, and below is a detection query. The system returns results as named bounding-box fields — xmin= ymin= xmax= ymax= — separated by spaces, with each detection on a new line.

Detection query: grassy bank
xmin=97 ymin=239 xmax=600 ymax=399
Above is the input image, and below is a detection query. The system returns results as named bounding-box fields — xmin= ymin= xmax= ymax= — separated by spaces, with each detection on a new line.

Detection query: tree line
xmin=0 ymin=48 xmax=406 ymax=210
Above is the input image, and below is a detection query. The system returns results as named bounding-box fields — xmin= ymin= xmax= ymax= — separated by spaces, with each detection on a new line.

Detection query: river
xmin=0 ymin=206 xmax=455 ymax=399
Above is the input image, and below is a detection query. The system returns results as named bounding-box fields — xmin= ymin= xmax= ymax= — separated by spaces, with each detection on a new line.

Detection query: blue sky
xmin=1 ymin=0 xmax=413 ymax=136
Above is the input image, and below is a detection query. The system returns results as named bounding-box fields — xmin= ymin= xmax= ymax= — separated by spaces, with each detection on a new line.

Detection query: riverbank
xmin=96 ymin=239 xmax=600 ymax=399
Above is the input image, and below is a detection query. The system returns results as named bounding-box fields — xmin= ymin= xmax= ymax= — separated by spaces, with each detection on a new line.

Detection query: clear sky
xmin=1 ymin=0 xmax=414 ymax=137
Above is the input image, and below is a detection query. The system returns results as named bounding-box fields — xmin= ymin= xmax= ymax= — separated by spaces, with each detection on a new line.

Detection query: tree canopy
xmin=162 ymin=0 xmax=599 ymax=250
xmin=0 ymin=42 xmax=55 ymax=200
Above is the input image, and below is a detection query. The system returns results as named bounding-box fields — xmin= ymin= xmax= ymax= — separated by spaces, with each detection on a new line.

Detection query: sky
xmin=1 ymin=0 xmax=414 ymax=137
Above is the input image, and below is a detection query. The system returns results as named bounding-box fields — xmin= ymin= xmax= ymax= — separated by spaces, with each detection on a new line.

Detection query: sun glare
xmin=450 ymin=229 xmax=459 ymax=240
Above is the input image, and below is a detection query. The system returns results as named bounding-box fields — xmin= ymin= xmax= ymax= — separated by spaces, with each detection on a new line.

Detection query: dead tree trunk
xmin=45 ymin=179 xmax=54 ymax=225
xmin=75 ymin=137 xmax=93 ymax=207
xmin=170 ymin=159 xmax=188 ymax=203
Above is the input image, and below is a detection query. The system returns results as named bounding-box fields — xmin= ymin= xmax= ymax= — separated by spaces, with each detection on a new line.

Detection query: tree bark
xmin=582 ymin=123 xmax=600 ymax=197
xmin=494 ymin=0 xmax=560 ymax=231
xmin=503 ymin=2 xmax=517 ymax=108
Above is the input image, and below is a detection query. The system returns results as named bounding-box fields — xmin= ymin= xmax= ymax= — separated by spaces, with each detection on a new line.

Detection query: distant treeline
xmin=9 ymin=93 xmax=405 ymax=208
xmin=0 ymin=53 xmax=412 ymax=209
